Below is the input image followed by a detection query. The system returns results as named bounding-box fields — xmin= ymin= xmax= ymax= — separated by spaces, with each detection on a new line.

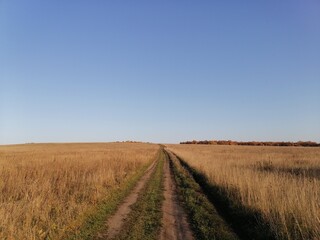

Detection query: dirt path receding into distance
xmin=96 ymin=159 xmax=158 ymax=239
xmin=160 ymin=151 xmax=194 ymax=240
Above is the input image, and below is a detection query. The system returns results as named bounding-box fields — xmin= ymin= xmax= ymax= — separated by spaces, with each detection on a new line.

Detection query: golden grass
xmin=167 ymin=144 xmax=320 ymax=240
xmin=0 ymin=143 xmax=159 ymax=240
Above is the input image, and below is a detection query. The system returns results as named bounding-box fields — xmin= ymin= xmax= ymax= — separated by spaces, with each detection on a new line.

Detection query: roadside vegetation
xmin=0 ymin=143 xmax=159 ymax=240
xmin=168 ymin=144 xmax=320 ymax=240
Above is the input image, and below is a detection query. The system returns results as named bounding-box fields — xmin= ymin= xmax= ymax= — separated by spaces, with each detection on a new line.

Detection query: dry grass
xmin=0 ymin=142 xmax=159 ymax=240
xmin=167 ymin=144 xmax=320 ymax=240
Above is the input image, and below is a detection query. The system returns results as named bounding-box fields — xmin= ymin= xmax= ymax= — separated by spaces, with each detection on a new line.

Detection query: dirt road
xmin=95 ymin=149 xmax=194 ymax=240
xmin=159 ymin=151 xmax=194 ymax=240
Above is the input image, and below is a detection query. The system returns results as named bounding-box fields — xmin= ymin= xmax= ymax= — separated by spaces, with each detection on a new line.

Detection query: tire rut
xmin=96 ymin=158 xmax=158 ymax=239
xmin=160 ymin=150 xmax=194 ymax=240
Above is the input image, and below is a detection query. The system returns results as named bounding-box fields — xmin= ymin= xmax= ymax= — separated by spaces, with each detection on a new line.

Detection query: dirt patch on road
xmin=160 ymin=151 xmax=194 ymax=240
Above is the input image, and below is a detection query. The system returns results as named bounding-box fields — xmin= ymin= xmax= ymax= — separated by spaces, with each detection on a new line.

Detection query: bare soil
xmin=159 ymin=152 xmax=194 ymax=240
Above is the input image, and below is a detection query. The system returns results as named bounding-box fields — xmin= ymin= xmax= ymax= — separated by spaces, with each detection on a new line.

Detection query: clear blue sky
xmin=1 ymin=0 xmax=320 ymax=144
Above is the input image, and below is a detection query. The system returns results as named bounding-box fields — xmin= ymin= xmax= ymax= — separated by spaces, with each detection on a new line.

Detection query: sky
xmin=1 ymin=0 xmax=320 ymax=144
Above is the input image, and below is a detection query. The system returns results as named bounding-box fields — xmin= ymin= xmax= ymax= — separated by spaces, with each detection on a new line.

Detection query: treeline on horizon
xmin=180 ymin=140 xmax=320 ymax=147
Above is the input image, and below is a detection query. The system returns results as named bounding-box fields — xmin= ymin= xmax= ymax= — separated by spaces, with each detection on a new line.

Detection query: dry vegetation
xmin=167 ymin=144 xmax=320 ymax=240
xmin=0 ymin=143 xmax=159 ymax=240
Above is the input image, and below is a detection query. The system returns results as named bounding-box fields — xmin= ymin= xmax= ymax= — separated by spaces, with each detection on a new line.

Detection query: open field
xmin=1 ymin=143 xmax=319 ymax=240
xmin=0 ymin=143 xmax=159 ymax=240
xmin=167 ymin=144 xmax=320 ymax=240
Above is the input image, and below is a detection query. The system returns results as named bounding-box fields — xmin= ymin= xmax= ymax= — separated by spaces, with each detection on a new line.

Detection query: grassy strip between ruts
xmin=61 ymin=149 xmax=161 ymax=240
xmin=115 ymin=149 xmax=165 ymax=240
xmin=170 ymin=150 xmax=277 ymax=240
xmin=166 ymin=150 xmax=239 ymax=240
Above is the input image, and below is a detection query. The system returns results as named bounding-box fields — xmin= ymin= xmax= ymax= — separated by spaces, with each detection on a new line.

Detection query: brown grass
xmin=0 ymin=142 xmax=159 ymax=240
xmin=167 ymin=144 xmax=320 ymax=240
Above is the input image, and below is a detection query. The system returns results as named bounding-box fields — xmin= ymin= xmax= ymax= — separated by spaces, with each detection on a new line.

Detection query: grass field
xmin=0 ymin=143 xmax=159 ymax=240
xmin=167 ymin=144 xmax=320 ymax=240
xmin=1 ymin=142 xmax=319 ymax=240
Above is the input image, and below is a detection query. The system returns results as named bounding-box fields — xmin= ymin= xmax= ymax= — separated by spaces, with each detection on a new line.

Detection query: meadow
xmin=0 ymin=143 xmax=159 ymax=240
xmin=168 ymin=144 xmax=320 ymax=240
xmin=1 ymin=142 xmax=319 ymax=240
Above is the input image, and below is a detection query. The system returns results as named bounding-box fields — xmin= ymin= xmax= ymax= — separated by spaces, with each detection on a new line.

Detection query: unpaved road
xmin=96 ymin=159 xmax=158 ymax=239
xmin=160 ymin=150 xmax=194 ymax=240
xmin=96 ymin=149 xmax=194 ymax=240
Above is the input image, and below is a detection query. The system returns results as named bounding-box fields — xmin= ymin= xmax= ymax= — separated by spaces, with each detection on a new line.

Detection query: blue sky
xmin=1 ymin=0 xmax=320 ymax=144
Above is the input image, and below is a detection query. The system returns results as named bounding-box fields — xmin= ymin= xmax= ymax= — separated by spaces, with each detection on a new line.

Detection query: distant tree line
xmin=180 ymin=140 xmax=320 ymax=147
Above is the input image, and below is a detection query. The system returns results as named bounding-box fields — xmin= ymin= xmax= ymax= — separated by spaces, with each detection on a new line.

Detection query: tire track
xmin=96 ymin=158 xmax=158 ymax=239
xmin=160 ymin=150 xmax=194 ymax=240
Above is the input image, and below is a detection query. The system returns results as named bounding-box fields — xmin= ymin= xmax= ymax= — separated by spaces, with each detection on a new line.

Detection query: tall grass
xmin=0 ymin=143 xmax=158 ymax=240
xmin=168 ymin=144 xmax=320 ymax=240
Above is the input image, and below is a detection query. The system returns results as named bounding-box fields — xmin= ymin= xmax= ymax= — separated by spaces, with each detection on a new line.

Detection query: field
xmin=0 ymin=143 xmax=159 ymax=240
xmin=1 ymin=143 xmax=319 ymax=240
xmin=167 ymin=144 xmax=320 ymax=239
